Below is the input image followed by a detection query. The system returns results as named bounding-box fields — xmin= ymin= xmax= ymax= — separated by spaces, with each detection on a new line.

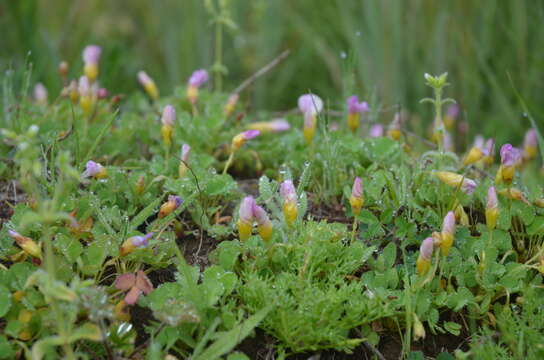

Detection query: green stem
xmin=351 ymin=218 xmax=358 ymax=242
xmin=223 ymin=151 xmax=234 ymax=175
xmin=214 ymin=18 xmax=223 ymax=92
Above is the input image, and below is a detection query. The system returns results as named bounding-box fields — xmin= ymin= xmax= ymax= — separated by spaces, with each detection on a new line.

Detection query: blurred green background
xmin=1 ymin=0 xmax=543 ymax=142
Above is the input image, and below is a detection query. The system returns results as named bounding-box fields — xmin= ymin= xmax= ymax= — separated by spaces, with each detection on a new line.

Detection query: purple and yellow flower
xmin=349 ymin=177 xmax=364 ymax=216
xmin=523 ymin=129 xmax=538 ymax=161
xmin=416 ymin=237 xmax=434 ymax=275
xmin=496 ymin=144 xmax=522 ymax=184
xmin=160 ymin=105 xmax=176 ymax=147
xmin=78 ymin=76 xmax=98 ymax=114
xmin=280 ymin=180 xmax=297 ymax=226
xmin=232 ymin=129 xmax=260 ymax=151
xmin=114 ymin=271 xmax=153 ymax=305
xmin=298 ymin=93 xmax=323 ymax=144
xmin=434 ymin=171 xmax=477 ymax=195
xmin=224 ymin=93 xmax=239 ymax=116
xmin=237 ymin=196 xmax=256 ymax=241
xmin=482 ymin=138 xmax=495 ymax=166
xmin=369 ymin=124 xmax=384 ymax=138
xmin=346 ymin=95 xmax=369 ymax=133
xmin=33 ymin=83 xmax=48 ymax=106
xmin=498 ymin=187 xmax=530 ymax=205
xmin=178 ymin=144 xmax=191 ymax=178
xmin=254 ymin=204 xmax=273 ymax=243
xmin=82 ymin=45 xmax=102 ymax=82
xmin=387 ymin=112 xmax=402 ymax=141
xmin=82 ymin=160 xmax=107 ymax=179
xmin=485 ymin=186 xmax=498 ymax=230
xmin=137 ymin=71 xmax=159 ymax=100
xmin=247 ymin=119 xmax=290 ymax=133
xmin=436 ymin=211 xmax=456 ymax=256
xmin=463 ymin=137 xmax=484 ymax=166
xmin=120 ymin=232 xmax=154 ymax=256
xmin=8 ymin=230 xmax=41 ymax=259
xmin=158 ymin=195 xmax=183 ymax=218
xmin=187 ymin=69 xmax=209 ymax=104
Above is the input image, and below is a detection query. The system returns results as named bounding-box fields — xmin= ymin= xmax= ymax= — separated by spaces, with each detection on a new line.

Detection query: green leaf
xmin=408 ymin=351 xmax=424 ymax=360
xmin=436 ymin=352 xmax=455 ymax=360
xmin=0 ymin=285 xmax=12 ymax=317
xmin=382 ymin=242 xmax=397 ymax=269
xmin=527 ymin=216 xmax=544 ymax=235
xmin=55 ymin=233 xmax=83 ymax=263
xmin=443 ymin=322 xmax=461 ymax=336
xmin=0 ymin=335 xmax=15 ymax=359
xmin=192 ymin=305 xmax=273 ymax=360
xmin=68 ymin=323 xmax=102 ymax=342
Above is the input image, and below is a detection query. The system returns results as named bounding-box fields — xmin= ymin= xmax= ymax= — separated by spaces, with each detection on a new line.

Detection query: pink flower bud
xmin=137 ymin=71 xmax=152 ymax=86
xmin=252 ymin=204 xmax=270 ymax=226
xmin=188 ymin=69 xmax=209 ymax=87
xmin=487 ymin=186 xmax=498 ymax=210
xmin=297 ymin=93 xmax=323 ymax=115
xmin=97 ymin=88 xmax=109 ymax=99
xmin=78 ymin=76 xmax=91 ymax=97
xmin=351 ymin=177 xmax=362 ymax=199
xmin=83 ymin=45 xmax=101 ymax=65
xmin=239 ymin=196 xmax=256 ymax=224
xmin=420 ymin=237 xmax=434 ymax=260
xmin=130 ymin=232 xmax=154 ymax=247
xmin=161 ymin=105 xmax=176 ymax=127
xmin=33 ymin=83 xmax=48 ymax=105
xmin=442 ymin=211 xmax=456 ymax=235
xmin=347 ymin=95 xmax=369 ymax=114
xmin=181 ymin=144 xmax=191 ymax=162
xmin=369 ymin=124 xmax=384 ymax=137
xmin=280 ymin=180 xmax=297 ymax=203
xmin=461 ymin=178 xmax=477 ymax=195
xmin=524 ymin=129 xmax=537 ymax=149
xmin=473 ymin=135 xmax=484 ymax=149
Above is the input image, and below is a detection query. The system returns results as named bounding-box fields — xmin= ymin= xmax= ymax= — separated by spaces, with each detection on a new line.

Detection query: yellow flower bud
xmin=347 ymin=113 xmax=360 ymax=133
xmin=237 ymin=219 xmax=252 ymax=242
xmin=387 ymin=128 xmax=401 ymax=141
xmin=187 ymin=85 xmax=198 ymax=105
xmin=416 ymin=257 xmax=431 ymax=275
xmin=303 ymin=116 xmax=317 ymax=144
xmin=9 ymin=231 xmax=41 ymax=259
xmin=84 ymin=63 xmax=99 ymax=83
xmin=412 ymin=313 xmax=426 ymax=341
xmin=283 ymin=202 xmax=297 ymax=227
xmin=258 ymin=222 xmax=273 ymax=243
xmin=114 ymin=300 xmax=131 ymax=322
xmin=349 ymin=196 xmax=363 ymax=216
xmin=161 ymin=125 xmax=172 ymax=147
xmin=463 ymin=147 xmax=484 ymax=166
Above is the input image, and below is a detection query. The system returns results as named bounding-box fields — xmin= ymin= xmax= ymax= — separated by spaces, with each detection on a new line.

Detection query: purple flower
xmin=181 ymin=144 xmax=191 ymax=162
xmin=483 ymin=138 xmax=495 ymax=157
xmin=446 ymin=104 xmax=459 ymax=118
xmin=130 ymin=232 xmax=154 ymax=248
xmin=351 ymin=177 xmax=362 ymax=198
xmin=461 ymin=178 xmax=477 ymax=195
xmin=420 ymin=237 xmax=434 ymax=260
xmin=82 ymin=160 xmax=103 ymax=178
xmin=188 ymin=69 xmax=209 ymax=88
xmin=297 ymin=94 xmax=323 ymax=115
xmin=473 ymin=135 xmax=484 ymax=150
xmin=83 ymin=45 xmax=102 ymax=65
xmin=487 ymin=186 xmax=498 ymax=210
xmin=242 ymin=130 xmax=260 ymax=140
xmin=168 ymin=195 xmax=183 ymax=208
xmin=500 ymin=144 xmax=522 ymax=167
xmin=280 ymin=180 xmax=297 ymax=203
xmin=369 ymin=124 xmax=384 ymax=137
xmin=347 ymin=96 xmax=369 ymax=114
xmin=269 ymin=119 xmax=290 ymax=132
xmin=239 ymin=196 xmax=256 ymax=224
xmin=161 ymin=105 xmax=176 ymax=127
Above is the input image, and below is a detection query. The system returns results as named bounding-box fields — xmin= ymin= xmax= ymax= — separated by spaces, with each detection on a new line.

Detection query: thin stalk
xmin=214 ymin=18 xmax=223 ymax=92
xmin=222 ymin=151 xmax=235 ymax=175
